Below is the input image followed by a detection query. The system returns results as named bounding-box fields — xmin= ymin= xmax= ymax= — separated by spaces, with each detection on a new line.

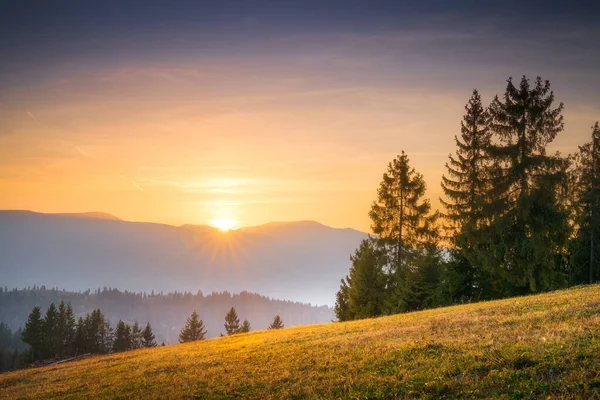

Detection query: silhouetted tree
xmin=21 ymin=306 xmax=44 ymax=361
xmin=369 ymin=151 xmax=439 ymax=313
xmin=268 ymin=315 xmax=284 ymax=330
xmin=441 ymin=89 xmax=492 ymax=301
xmin=141 ymin=323 xmax=157 ymax=348
xmin=56 ymin=301 xmax=76 ymax=357
xmin=42 ymin=303 xmax=60 ymax=358
xmin=485 ymin=76 xmax=570 ymax=295
xmin=179 ymin=310 xmax=207 ymax=343
xmin=224 ymin=307 xmax=240 ymax=335
xmin=571 ymin=122 xmax=600 ymax=284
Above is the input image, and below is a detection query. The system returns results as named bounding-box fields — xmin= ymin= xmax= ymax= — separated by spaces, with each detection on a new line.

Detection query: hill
xmin=0 ymin=211 xmax=368 ymax=305
xmin=1 ymin=285 xmax=599 ymax=399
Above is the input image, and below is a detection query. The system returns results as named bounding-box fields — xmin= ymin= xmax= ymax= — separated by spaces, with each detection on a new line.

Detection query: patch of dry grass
xmin=2 ymin=285 xmax=600 ymax=399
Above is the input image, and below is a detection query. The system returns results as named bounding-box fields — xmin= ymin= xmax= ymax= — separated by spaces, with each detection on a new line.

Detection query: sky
xmin=1 ymin=0 xmax=599 ymax=231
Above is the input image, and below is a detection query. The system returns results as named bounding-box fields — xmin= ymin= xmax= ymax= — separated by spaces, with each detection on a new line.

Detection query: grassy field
xmin=1 ymin=285 xmax=599 ymax=399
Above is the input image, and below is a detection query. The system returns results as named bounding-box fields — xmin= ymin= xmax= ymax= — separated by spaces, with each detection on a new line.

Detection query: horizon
xmin=0 ymin=208 xmax=366 ymax=231
xmin=2 ymin=1 xmax=600 ymax=231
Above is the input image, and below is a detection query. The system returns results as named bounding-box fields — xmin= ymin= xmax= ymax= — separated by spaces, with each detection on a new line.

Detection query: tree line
xmin=0 ymin=287 xmax=332 ymax=343
xmin=335 ymin=76 xmax=600 ymax=321
xmin=19 ymin=302 xmax=157 ymax=365
xmin=3 ymin=304 xmax=285 ymax=372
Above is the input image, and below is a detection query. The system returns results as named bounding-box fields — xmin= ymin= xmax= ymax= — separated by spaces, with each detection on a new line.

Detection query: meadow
xmin=1 ymin=285 xmax=599 ymax=399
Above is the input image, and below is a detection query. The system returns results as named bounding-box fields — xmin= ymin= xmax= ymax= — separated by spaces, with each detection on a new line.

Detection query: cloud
xmin=131 ymin=181 xmax=144 ymax=191
xmin=27 ymin=111 xmax=41 ymax=125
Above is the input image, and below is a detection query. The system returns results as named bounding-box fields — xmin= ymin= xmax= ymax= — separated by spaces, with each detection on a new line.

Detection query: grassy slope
xmin=1 ymin=286 xmax=600 ymax=399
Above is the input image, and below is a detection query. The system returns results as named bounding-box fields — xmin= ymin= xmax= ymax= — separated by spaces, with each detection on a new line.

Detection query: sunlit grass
xmin=2 ymin=285 xmax=600 ymax=399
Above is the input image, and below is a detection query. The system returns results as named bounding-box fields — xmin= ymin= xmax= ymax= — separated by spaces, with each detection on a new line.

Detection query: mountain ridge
xmin=0 ymin=210 xmax=368 ymax=305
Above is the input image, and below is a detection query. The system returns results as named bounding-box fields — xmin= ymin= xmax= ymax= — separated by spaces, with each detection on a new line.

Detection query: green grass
xmin=2 ymin=285 xmax=600 ymax=399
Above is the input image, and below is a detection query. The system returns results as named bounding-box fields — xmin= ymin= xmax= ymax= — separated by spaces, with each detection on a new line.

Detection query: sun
xmin=211 ymin=218 xmax=237 ymax=232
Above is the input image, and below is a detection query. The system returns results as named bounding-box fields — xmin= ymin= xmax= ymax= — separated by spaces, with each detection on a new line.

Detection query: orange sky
xmin=2 ymin=3 xmax=599 ymax=232
xmin=1 ymin=62 xmax=597 ymax=232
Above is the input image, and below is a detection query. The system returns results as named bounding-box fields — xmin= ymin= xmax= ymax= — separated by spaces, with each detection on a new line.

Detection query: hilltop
xmin=1 ymin=285 xmax=599 ymax=399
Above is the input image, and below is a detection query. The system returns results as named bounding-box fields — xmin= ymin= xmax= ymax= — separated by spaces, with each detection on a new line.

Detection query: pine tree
xmin=223 ymin=307 xmax=240 ymax=336
xmin=130 ymin=321 xmax=142 ymax=350
xmin=56 ymin=301 xmax=76 ymax=357
xmin=441 ymin=89 xmax=492 ymax=300
xmin=334 ymin=279 xmax=353 ymax=322
xmin=113 ymin=320 xmax=131 ymax=352
xmin=571 ymin=122 xmax=600 ymax=284
xmin=239 ymin=320 xmax=251 ymax=333
xmin=344 ymin=238 xmax=387 ymax=319
xmin=21 ymin=306 xmax=44 ymax=361
xmin=42 ymin=303 xmax=60 ymax=359
xmin=369 ymin=151 xmax=438 ymax=313
xmin=141 ymin=323 xmax=157 ymax=348
xmin=486 ymin=76 xmax=570 ymax=294
xmin=179 ymin=310 xmax=207 ymax=343
xmin=268 ymin=315 xmax=284 ymax=330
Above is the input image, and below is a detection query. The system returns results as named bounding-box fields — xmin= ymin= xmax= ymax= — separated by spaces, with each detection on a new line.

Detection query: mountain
xmin=0 ymin=211 xmax=368 ymax=305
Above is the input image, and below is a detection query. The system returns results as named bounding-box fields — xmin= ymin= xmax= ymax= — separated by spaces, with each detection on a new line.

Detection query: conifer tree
xmin=571 ymin=122 xmax=600 ymax=283
xmin=334 ymin=279 xmax=353 ymax=322
xmin=42 ymin=303 xmax=60 ymax=358
xmin=369 ymin=151 xmax=433 ymax=271
xmin=369 ymin=151 xmax=438 ymax=313
xmin=486 ymin=76 xmax=570 ymax=294
xmin=345 ymin=238 xmax=387 ymax=319
xmin=141 ymin=323 xmax=157 ymax=348
xmin=179 ymin=310 xmax=207 ymax=343
xmin=130 ymin=321 xmax=142 ymax=350
xmin=268 ymin=315 xmax=284 ymax=330
xmin=239 ymin=320 xmax=251 ymax=333
xmin=56 ymin=301 xmax=76 ymax=357
xmin=21 ymin=306 xmax=44 ymax=361
xmin=113 ymin=320 xmax=131 ymax=352
xmin=73 ymin=317 xmax=86 ymax=354
xmin=441 ymin=89 xmax=492 ymax=300
xmin=223 ymin=307 xmax=240 ymax=336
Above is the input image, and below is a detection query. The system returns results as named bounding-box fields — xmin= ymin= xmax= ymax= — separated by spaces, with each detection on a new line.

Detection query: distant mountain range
xmin=0 ymin=211 xmax=369 ymax=305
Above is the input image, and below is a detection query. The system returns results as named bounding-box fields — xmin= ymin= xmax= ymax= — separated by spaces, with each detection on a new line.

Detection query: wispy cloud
xmin=27 ymin=111 xmax=40 ymax=125
xmin=131 ymin=181 xmax=144 ymax=191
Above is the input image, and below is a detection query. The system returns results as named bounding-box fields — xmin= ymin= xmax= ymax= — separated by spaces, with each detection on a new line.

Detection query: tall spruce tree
xmin=571 ymin=122 xmax=600 ymax=284
xmin=268 ymin=315 xmax=284 ymax=330
xmin=344 ymin=238 xmax=387 ymax=319
xmin=224 ymin=307 xmax=241 ymax=335
xmin=486 ymin=76 xmax=570 ymax=294
xmin=21 ymin=306 xmax=44 ymax=361
xmin=141 ymin=323 xmax=157 ymax=348
xmin=42 ymin=303 xmax=60 ymax=359
xmin=441 ymin=89 xmax=492 ymax=300
xmin=179 ymin=310 xmax=207 ymax=343
xmin=56 ymin=301 xmax=76 ymax=357
xmin=368 ymin=151 xmax=438 ymax=313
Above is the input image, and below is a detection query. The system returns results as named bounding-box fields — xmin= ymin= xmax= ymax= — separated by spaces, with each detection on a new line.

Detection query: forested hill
xmin=0 ymin=210 xmax=368 ymax=306
xmin=0 ymin=287 xmax=333 ymax=343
